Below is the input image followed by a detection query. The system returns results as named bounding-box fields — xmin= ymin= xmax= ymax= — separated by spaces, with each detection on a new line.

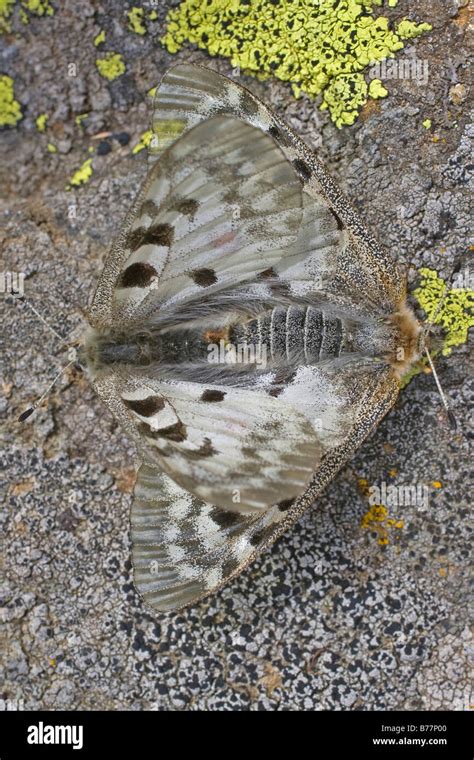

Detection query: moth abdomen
xmin=229 ymin=305 xmax=348 ymax=366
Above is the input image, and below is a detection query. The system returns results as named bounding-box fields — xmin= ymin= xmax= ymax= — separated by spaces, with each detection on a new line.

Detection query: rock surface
xmin=1 ymin=0 xmax=471 ymax=710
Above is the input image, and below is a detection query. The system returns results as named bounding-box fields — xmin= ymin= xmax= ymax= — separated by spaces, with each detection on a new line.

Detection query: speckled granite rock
xmin=1 ymin=0 xmax=471 ymax=711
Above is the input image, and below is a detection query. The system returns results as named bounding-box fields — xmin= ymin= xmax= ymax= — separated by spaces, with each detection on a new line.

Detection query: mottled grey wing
xmin=89 ymin=114 xmax=305 ymax=328
xmin=148 ymin=63 xmax=406 ymax=316
xmin=119 ymin=378 xmax=322 ymax=514
xmin=131 ymin=363 xmax=399 ymax=612
xmin=90 ymin=64 xmax=396 ymax=334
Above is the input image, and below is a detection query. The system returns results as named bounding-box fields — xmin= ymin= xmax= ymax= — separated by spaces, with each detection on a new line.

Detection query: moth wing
xmin=92 ymin=355 xmax=398 ymax=517
xmin=131 ymin=465 xmax=270 ymax=612
xmin=89 ymin=114 xmax=307 ymax=327
xmin=149 ymin=63 xmax=406 ymax=314
xmin=130 ymin=364 xmax=399 ymax=612
xmin=91 ymin=64 xmax=405 ymax=332
xmin=117 ymin=378 xmax=323 ymax=514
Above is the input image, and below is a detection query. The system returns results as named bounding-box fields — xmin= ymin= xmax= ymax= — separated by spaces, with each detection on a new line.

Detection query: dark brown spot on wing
xmin=239 ymin=91 xmax=260 ymax=117
xmin=140 ymin=420 xmax=187 ymax=442
xmin=210 ymin=509 xmax=247 ymax=529
xmin=330 ymin=208 xmax=344 ymax=231
xmin=268 ymin=124 xmax=291 ymax=147
xmin=127 ymin=222 xmax=174 ymax=252
xmin=118 ymin=262 xmax=158 ymax=288
xmin=190 ymin=268 xmax=217 ymax=287
xmin=187 ymin=437 xmax=217 ymax=459
xmin=242 ymin=446 xmax=258 ymax=458
xmin=144 ymin=222 xmax=175 ymax=247
xmin=158 ymin=420 xmax=187 ymax=442
xmin=140 ymin=199 xmax=159 ymax=218
xmin=175 ymin=198 xmax=199 ymax=218
xmin=269 ymin=278 xmax=290 ymax=298
xmin=293 ymin=158 xmax=312 ymax=182
xmin=268 ymin=387 xmax=282 ymax=398
xmin=250 ymin=524 xmax=276 ymax=547
xmin=201 ymin=389 xmax=226 ymax=403
xmin=257 ymin=267 xmax=277 ymax=280
xmin=124 ymin=396 xmax=165 ymax=416
xmin=268 ymin=368 xmax=297 ymax=398
xmin=276 ymin=497 xmax=295 ymax=512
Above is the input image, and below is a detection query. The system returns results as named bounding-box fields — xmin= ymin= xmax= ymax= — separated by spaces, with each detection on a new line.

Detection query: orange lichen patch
xmin=361 ymin=504 xmax=404 ymax=546
xmin=431 ymin=480 xmax=442 ymax=489
xmin=388 ymin=468 xmax=398 ymax=478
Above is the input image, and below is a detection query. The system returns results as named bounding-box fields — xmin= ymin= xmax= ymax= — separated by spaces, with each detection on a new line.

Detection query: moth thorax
xmin=385 ymin=304 xmax=423 ymax=376
xmin=82 ymin=326 xmax=155 ymax=378
xmin=352 ymin=303 xmax=422 ymax=377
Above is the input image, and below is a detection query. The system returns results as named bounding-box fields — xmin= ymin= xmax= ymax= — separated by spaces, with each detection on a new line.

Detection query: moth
xmin=79 ymin=64 xmax=428 ymax=612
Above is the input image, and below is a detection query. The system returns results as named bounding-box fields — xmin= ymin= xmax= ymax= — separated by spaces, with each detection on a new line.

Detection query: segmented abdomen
xmin=230 ymin=306 xmax=345 ymax=365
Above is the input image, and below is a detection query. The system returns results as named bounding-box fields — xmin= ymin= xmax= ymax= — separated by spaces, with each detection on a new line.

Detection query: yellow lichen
xmin=128 ymin=7 xmax=146 ymax=36
xmin=414 ymin=268 xmax=474 ymax=356
xmin=35 ymin=112 xmax=48 ymax=132
xmin=368 ymin=78 xmax=388 ymax=99
xmin=67 ymin=158 xmax=93 ymax=188
xmin=94 ymin=30 xmax=106 ymax=47
xmin=21 ymin=0 xmax=54 ymax=16
xmin=162 ymin=0 xmax=432 ymax=128
xmin=0 ymin=74 xmax=22 ymax=127
xmin=0 ymin=0 xmax=15 ymax=33
xmin=396 ymin=18 xmax=431 ymax=39
xmin=75 ymin=112 xmax=88 ymax=126
xmin=96 ymin=52 xmax=126 ymax=81
xmin=422 ymin=118 xmax=432 ymax=129
xmin=401 ymin=268 xmax=473 ymax=388
xmin=1 ymin=0 xmax=54 ymax=31
xmin=131 ymin=129 xmax=154 ymax=154
xmin=46 ymin=142 xmax=56 ymax=152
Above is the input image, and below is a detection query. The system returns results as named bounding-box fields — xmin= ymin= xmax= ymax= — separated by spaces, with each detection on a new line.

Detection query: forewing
xmin=90 ymin=64 xmax=400 ymax=331
xmin=89 ymin=115 xmax=305 ymax=327
xmin=149 ymin=63 xmax=406 ymax=313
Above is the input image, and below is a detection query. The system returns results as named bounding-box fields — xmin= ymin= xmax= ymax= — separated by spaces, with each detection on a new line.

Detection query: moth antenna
xmin=424 ymin=346 xmax=456 ymax=430
xmin=12 ymin=290 xmax=84 ymax=422
xmin=18 ymin=358 xmax=79 ymax=423
xmin=13 ymin=292 xmax=77 ymax=347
